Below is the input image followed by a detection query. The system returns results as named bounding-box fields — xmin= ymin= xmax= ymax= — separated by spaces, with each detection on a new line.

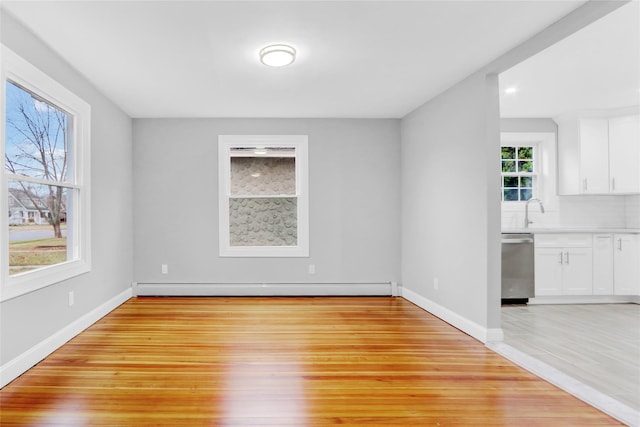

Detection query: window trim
xmin=218 ymin=135 xmax=309 ymax=257
xmin=500 ymin=143 xmax=539 ymax=203
xmin=1 ymin=45 xmax=91 ymax=302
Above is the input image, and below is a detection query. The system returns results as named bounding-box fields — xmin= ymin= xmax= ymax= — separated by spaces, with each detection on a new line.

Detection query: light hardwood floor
xmin=1 ymin=297 xmax=622 ymax=426
xmin=501 ymin=303 xmax=640 ymax=411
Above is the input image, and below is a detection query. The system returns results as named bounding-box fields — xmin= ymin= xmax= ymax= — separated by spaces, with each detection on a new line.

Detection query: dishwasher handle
xmin=501 ymin=238 xmax=534 ymax=244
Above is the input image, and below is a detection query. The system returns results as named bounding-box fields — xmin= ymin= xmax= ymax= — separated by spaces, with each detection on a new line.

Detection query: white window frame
xmin=500 ymin=142 xmax=539 ymax=204
xmin=1 ymin=46 xmax=91 ymax=302
xmin=218 ymin=135 xmax=309 ymax=257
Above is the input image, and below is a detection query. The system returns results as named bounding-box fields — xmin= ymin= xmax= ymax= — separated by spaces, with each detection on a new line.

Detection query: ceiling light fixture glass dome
xmin=259 ymin=44 xmax=296 ymax=67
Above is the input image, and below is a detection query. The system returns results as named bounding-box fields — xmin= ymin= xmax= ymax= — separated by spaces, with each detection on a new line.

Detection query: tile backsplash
xmin=625 ymin=195 xmax=640 ymax=228
xmin=502 ymin=195 xmax=639 ymax=229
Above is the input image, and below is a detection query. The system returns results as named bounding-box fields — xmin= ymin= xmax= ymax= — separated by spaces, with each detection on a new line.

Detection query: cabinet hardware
xmin=559 ymin=252 xmax=563 ymax=264
xmin=583 ymin=178 xmax=588 ymax=191
xmin=565 ymin=252 xmax=570 ymax=264
xmin=611 ymin=178 xmax=616 ymax=191
xmin=618 ymin=238 xmax=623 ymax=251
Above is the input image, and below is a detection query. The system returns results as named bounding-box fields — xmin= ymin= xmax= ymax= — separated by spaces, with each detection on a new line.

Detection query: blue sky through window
xmin=4 ymin=81 xmax=70 ymax=183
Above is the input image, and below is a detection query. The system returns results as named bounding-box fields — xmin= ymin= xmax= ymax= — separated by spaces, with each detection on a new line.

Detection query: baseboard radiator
xmin=133 ymin=282 xmax=399 ymax=297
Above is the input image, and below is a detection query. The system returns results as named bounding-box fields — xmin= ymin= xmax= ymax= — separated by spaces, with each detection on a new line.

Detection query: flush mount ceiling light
xmin=259 ymin=44 xmax=296 ymax=67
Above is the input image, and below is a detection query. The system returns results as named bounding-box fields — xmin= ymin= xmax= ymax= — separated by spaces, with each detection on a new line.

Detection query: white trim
xmin=1 ymin=45 xmax=92 ymax=301
xmin=485 ymin=328 xmax=505 ymax=342
xmin=0 ymin=287 xmax=131 ymax=389
xmin=134 ymin=282 xmax=392 ymax=297
xmin=529 ymin=295 xmax=640 ymax=305
xmin=218 ymin=135 xmax=309 ymax=258
xmin=390 ymin=281 xmax=399 ymax=297
xmin=399 ymin=286 xmax=502 ymax=344
xmin=4 ymin=174 xmax=81 ymax=190
xmin=488 ymin=342 xmax=640 ymax=427
xmin=500 ymin=132 xmax=556 ymax=212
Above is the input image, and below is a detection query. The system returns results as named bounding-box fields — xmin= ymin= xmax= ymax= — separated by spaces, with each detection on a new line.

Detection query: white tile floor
xmin=499 ymin=303 xmax=640 ymax=425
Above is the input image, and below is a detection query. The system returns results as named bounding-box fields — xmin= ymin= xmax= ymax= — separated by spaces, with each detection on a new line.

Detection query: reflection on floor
xmin=501 ymin=303 xmax=639 ymax=413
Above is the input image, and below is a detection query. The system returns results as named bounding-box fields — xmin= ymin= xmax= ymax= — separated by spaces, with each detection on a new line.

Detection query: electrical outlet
xmin=434 ymin=277 xmax=439 ymax=290
xmin=161 ymin=264 xmax=168 ymax=275
xmin=68 ymin=291 xmax=74 ymax=306
xmin=308 ymin=264 xmax=316 ymax=275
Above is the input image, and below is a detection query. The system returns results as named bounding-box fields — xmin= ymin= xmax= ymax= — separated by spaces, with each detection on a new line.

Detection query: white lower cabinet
xmin=593 ymin=234 xmax=614 ymax=295
xmin=536 ymin=232 xmax=640 ymax=298
xmin=535 ymin=234 xmax=593 ymax=296
xmin=613 ymin=234 xmax=640 ymax=295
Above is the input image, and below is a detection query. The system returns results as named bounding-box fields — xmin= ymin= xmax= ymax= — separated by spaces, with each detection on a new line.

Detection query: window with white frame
xmin=501 ymin=145 xmax=537 ymax=202
xmin=218 ymin=135 xmax=308 ymax=257
xmin=1 ymin=46 xmax=91 ymax=301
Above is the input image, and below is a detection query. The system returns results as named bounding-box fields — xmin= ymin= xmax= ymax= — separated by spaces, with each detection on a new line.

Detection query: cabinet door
xmin=609 ymin=115 xmax=640 ymax=194
xmin=580 ymin=119 xmax=610 ymax=194
xmin=614 ymin=234 xmax=640 ymax=295
xmin=562 ymin=247 xmax=593 ymax=295
xmin=558 ymin=120 xmax=581 ymax=195
xmin=593 ymin=234 xmax=614 ymax=295
xmin=535 ymin=248 xmax=563 ymax=296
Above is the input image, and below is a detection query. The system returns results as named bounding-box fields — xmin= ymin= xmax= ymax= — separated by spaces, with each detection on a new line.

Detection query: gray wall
xmin=400 ymin=72 xmax=502 ymax=331
xmin=133 ymin=118 xmax=400 ymax=285
xmin=0 ymin=13 xmax=133 ymax=363
xmin=398 ymin=1 xmax=622 ymax=338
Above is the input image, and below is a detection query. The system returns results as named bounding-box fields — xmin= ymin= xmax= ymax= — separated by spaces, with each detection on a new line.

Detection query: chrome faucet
xmin=524 ymin=198 xmax=545 ymax=228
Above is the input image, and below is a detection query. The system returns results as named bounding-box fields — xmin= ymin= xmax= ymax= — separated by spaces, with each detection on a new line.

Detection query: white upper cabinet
xmin=608 ymin=115 xmax=640 ymax=194
xmin=579 ymin=119 xmax=610 ymax=194
xmin=558 ymin=114 xmax=640 ymax=195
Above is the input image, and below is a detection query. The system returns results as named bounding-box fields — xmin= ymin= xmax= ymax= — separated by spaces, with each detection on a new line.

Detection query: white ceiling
xmin=2 ymin=0 xmax=610 ymax=119
xmin=499 ymin=0 xmax=640 ymax=119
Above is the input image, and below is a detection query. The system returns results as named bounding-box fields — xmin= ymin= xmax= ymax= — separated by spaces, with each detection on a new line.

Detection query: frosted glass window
xmin=219 ymin=136 xmax=308 ymax=257
xmin=230 ymin=156 xmax=296 ymax=196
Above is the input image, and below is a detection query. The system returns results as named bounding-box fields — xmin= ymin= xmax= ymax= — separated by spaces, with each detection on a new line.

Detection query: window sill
xmin=1 ymin=260 xmax=91 ymax=302
xmin=219 ymin=245 xmax=309 ymax=258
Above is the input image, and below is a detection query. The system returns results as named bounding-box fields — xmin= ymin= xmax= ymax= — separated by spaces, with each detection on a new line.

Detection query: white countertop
xmin=502 ymin=227 xmax=640 ymax=234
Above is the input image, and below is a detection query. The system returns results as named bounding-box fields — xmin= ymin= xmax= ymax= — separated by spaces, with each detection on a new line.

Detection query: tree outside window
xmin=2 ymin=46 xmax=90 ymax=300
xmin=5 ymin=81 xmax=71 ymax=275
xmin=501 ymin=145 xmax=536 ymax=202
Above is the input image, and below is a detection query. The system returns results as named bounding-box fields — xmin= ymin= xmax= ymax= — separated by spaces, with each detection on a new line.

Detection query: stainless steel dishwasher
xmin=501 ymin=233 xmax=535 ymax=303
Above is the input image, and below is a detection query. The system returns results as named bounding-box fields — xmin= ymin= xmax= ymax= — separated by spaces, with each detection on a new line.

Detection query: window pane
xmin=502 ymin=160 xmax=515 ymax=172
xmin=8 ymin=181 xmax=70 ymax=276
xmin=503 ymin=189 xmax=519 ymax=201
xmin=517 ymin=147 xmax=533 ymax=159
xmin=518 ymin=160 xmax=533 ymax=172
xmin=520 ymin=176 xmax=533 ymax=187
xmin=229 ymin=197 xmax=297 ymax=246
xmin=501 ymin=147 xmax=515 ymax=160
xmin=520 ymin=188 xmax=532 ymax=201
xmin=230 ymin=156 xmax=295 ymax=196
xmin=5 ymin=81 xmax=72 ymax=183
xmin=503 ymin=176 xmax=518 ymax=187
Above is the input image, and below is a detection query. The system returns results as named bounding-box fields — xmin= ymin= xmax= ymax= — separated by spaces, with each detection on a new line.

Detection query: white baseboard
xmin=488 ymin=342 xmax=640 ymax=427
xmin=529 ymin=295 xmax=640 ymax=305
xmin=133 ymin=282 xmax=394 ymax=297
xmin=0 ymin=287 xmax=132 ymax=389
xmin=400 ymin=286 xmax=502 ymax=344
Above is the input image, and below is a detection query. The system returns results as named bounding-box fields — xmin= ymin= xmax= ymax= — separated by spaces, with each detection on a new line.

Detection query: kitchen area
xmin=496 ymin=1 xmax=640 ymax=421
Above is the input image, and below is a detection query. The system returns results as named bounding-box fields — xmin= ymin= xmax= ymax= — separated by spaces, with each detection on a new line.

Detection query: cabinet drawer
xmin=535 ymin=233 xmax=593 ymax=248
